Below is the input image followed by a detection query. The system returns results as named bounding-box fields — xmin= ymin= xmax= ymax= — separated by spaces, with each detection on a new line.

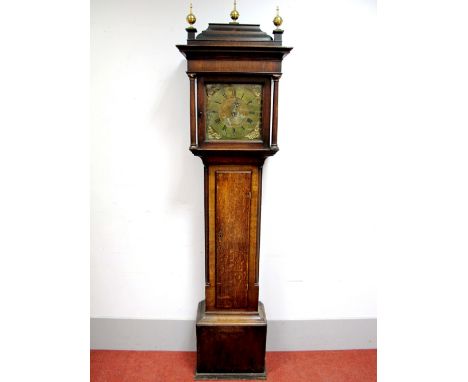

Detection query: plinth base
xmin=195 ymin=300 xmax=267 ymax=379
xmin=195 ymin=372 xmax=266 ymax=380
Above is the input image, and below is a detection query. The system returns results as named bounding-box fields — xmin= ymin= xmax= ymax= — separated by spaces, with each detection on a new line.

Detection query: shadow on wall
xmin=151 ymin=59 xmax=205 ymax=310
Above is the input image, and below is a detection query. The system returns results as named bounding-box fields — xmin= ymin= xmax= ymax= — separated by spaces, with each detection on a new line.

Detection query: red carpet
xmin=91 ymin=349 xmax=376 ymax=382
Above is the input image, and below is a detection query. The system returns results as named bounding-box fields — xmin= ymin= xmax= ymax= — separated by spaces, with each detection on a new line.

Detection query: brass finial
xmin=230 ymin=0 xmax=239 ymax=23
xmin=273 ymin=6 xmax=283 ymax=30
xmin=186 ymin=2 xmax=196 ymax=28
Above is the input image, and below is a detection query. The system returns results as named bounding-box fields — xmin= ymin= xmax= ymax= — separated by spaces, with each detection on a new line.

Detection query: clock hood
xmin=177 ymin=23 xmax=292 ymax=60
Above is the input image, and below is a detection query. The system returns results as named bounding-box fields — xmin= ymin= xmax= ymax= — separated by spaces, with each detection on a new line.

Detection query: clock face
xmin=205 ymin=83 xmax=263 ymax=140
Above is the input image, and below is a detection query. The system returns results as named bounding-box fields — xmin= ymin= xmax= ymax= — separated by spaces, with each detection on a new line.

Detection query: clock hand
xmin=231 ymin=99 xmax=240 ymax=117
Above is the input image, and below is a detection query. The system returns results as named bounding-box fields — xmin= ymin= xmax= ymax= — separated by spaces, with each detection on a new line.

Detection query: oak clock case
xmin=177 ymin=17 xmax=291 ymax=380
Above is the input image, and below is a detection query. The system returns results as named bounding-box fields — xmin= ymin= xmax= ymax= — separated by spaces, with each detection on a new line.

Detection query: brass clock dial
xmin=206 ymin=83 xmax=263 ymax=140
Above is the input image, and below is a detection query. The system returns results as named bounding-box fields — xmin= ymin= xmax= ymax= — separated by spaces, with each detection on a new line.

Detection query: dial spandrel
xmin=206 ymin=84 xmax=263 ymax=140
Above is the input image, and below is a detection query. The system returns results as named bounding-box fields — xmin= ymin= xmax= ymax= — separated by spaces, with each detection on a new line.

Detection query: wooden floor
xmin=91 ymin=349 xmax=376 ymax=382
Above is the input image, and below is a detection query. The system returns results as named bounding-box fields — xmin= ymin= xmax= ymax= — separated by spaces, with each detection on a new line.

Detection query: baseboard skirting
xmin=91 ymin=317 xmax=376 ymax=351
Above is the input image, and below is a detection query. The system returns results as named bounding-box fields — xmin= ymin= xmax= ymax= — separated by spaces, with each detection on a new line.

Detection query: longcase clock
xmin=176 ymin=4 xmax=292 ymax=379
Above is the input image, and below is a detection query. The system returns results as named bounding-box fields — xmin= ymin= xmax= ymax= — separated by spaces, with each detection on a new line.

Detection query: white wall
xmin=91 ymin=0 xmax=377 ymax=321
